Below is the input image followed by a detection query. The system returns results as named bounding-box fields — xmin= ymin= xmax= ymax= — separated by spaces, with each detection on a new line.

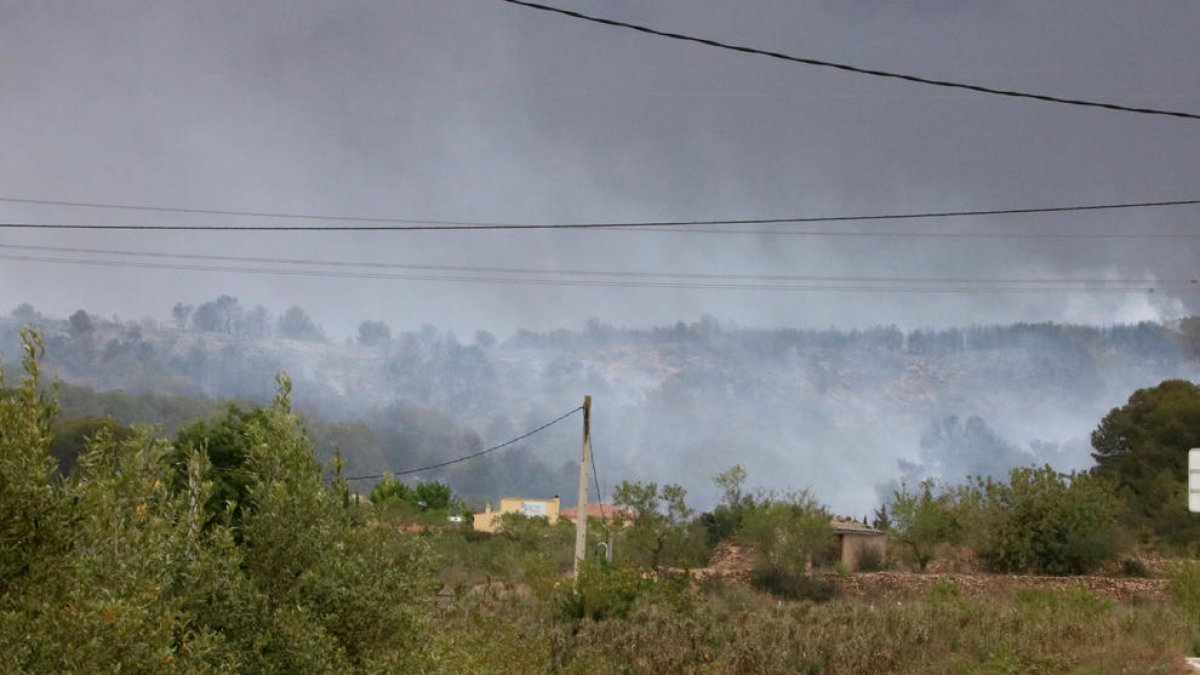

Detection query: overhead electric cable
xmin=1 ymin=242 xmax=1194 ymax=286
xmin=497 ymin=0 xmax=1200 ymax=122
xmin=1 ymin=252 xmax=1192 ymax=293
xmin=343 ymin=405 xmax=583 ymax=481
xmin=590 ymin=439 xmax=609 ymax=523
xmin=634 ymin=227 xmax=1200 ymax=239
xmin=0 ymin=198 xmax=1198 ymax=233
xmin=0 ymin=195 xmax=483 ymax=227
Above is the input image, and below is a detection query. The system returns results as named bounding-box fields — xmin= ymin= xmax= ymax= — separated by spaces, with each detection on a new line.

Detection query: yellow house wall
xmin=472 ymin=496 xmax=561 ymax=533
xmin=839 ymin=534 xmax=887 ymax=571
xmin=471 ymin=510 xmax=502 ymax=533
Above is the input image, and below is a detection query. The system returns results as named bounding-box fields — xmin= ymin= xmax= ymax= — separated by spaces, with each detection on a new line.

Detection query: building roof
xmin=559 ymin=503 xmax=634 ymax=521
xmin=830 ymin=516 xmax=885 ymax=536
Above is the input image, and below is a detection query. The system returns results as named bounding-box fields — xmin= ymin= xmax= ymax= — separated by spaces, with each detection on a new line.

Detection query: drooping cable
xmin=1 ymin=252 xmax=1192 ymax=293
xmin=0 ymin=198 xmax=1198 ymax=232
xmin=343 ymin=405 xmax=582 ymax=481
xmin=498 ymin=0 xmax=1200 ymax=122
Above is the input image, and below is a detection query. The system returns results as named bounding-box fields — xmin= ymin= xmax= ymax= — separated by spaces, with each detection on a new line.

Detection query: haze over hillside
xmin=6 ymin=301 xmax=1197 ymax=514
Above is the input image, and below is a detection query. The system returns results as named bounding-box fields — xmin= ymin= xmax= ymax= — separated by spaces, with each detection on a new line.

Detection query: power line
xmin=343 ymin=406 xmax=583 ymax=481
xmin=1 ymin=242 xmax=1194 ymax=286
xmin=498 ymin=0 xmax=1200 ymax=122
xmin=0 ymin=196 xmax=488 ymax=227
xmin=2 ymin=252 xmax=1192 ymax=293
xmin=590 ymin=439 xmax=604 ymax=509
xmin=0 ymin=197 xmax=1198 ymax=233
xmin=590 ymin=438 xmax=612 ymax=543
xmin=629 ymin=227 xmax=1200 ymax=240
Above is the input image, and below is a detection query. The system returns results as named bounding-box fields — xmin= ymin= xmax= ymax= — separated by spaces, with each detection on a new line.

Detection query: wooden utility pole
xmin=573 ymin=395 xmax=592 ymax=579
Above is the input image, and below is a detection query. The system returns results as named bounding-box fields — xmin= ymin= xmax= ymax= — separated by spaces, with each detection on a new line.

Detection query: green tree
xmin=369 ymin=474 xmax=413 ymax=504
xmin=278 ymin=305 xmax=324 ymax=342
xmin=233 ymin=378 xmax=435 ymax=670
xmin=612 ymin=480 xmax=701 ymax=570
xmin=970 ymin=466 xmax=1124 ymax=575
xmin=10 ymin=303 xmax=37 ymax=321
xmin=889 ymin=479 xmax=961 ymax=571
xmin=741 ymin=489 xmax=831 ymax=575
xmin=192 ymin=294 xmax=241 ymax=334
xmin=67 ymin=309 xmax=93 ymax=337
xmin=171 ymin=301 xmax=193 ymax=330
xmin=49 ymin=415 xmax=131 ymax=475
xmin=473 ymin=329 xmax=497 ymax=349
xmin=414 ymin=480 xmax=453 ymax=510
xmin=170 ymin=405 xmax=270 ymax=531
xmin=0 ymin=340 xmax=436 ymax=671
xmin=369 ymin=477 xmax=453 ymax=511
xmin=357 ymin=320 xmax=391 ymax=347
xmin=0 ymin=331 xmax=63 ymax=595
xmin=0 ymin=332 xmax=197 ymax=671
xmin=872 ymin=503 xmax=892 ymax=531
xmin=1091 ymin=379 xmax=1200 ymax=547
xmin=308 ymin=419 xmax=387 ymax=480
xmin=703 ymin=464 xmax=756 ymax=543
xmin=909 ymin=415 xmax=1029 ymax=483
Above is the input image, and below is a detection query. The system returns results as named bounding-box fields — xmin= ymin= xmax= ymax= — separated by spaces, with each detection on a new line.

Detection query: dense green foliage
xmin=968 ymin=466 xmax=1124 ymax=575
xmin=0 ymin=334 xmax=434 ymax=672
xmin=888 ymin=479 xmax=962 ymax=571
xmin=887 ymin=468 xmax=1127 ymax=575
xmin=49 ymin=414 xmax=132 ymax=475
xmin=612 ymin=480 xmax=709 ymax=570
xmin=741 ymin=491 xmax=832 ymax=574
xmin=368 ymin=478 xmax=453 ymax=511
xmin=1091 ymin=379 xmax=1200 ymax=548
xmin=170 ymin=405 xmax=270 ymax=532
xmin=701 ymin=464 xmax=757 ymax=544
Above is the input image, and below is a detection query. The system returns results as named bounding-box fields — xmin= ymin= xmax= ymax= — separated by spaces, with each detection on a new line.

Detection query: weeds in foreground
xmin=433 ymin=580 xmax=1192 ymax=674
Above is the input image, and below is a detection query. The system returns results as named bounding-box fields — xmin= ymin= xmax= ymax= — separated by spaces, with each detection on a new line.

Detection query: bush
xmin=888 ymin=479 xmax=961 ymax=571
xmin=740 ymin=490 xmax=832 ymax=578
xmin=1168 ymin=561 xmax=1200 ymax=623
xmin=926 ymin=580 xmax=961 ymax=603
xmin=1120 ymin=558 xmax=1151 ymax=578
xmin=369 ymin=475 xmax=413 ymax=503
xmin=557 ymin=561 xmax=649 ymax=621
xmin=1012 ymin=587 xmax=1113 ymax=620
xmin=970 ymin=466 xmax=1125 ymax=575
xmin=750 ymin=562 xmax=837 ymax=603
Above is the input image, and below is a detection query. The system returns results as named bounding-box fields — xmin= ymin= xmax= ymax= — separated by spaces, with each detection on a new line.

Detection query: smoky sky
xmin=1 ymin=0 xmax=1198 ymax=338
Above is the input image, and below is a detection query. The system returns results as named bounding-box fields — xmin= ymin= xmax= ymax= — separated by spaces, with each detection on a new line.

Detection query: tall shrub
xmin=971 ymin=466 xmax=1124 ymax=575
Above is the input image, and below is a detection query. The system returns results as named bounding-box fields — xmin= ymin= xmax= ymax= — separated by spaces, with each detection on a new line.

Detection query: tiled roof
xmin=830 ymin=516 xmax=885 ymax=536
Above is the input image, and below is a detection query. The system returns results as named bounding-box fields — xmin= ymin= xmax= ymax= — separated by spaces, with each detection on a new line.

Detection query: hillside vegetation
xmin=5 ymin=301 xmax=1200 ymax=511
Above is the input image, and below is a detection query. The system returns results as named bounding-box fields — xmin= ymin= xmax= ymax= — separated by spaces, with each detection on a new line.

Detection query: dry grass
xmin=431 ymin=579 xmax=1196 ymax=674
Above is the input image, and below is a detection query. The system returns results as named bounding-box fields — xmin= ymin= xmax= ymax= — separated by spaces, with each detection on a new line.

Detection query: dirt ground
xmin=830 ymin=570 xmax=1167 ymax=601
xmin=691 ymin=541 xmax=1170 ymax=602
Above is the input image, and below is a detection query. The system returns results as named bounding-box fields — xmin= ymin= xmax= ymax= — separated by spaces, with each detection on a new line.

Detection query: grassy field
xmin=422 ymin=569 xmax=1195 ymax=674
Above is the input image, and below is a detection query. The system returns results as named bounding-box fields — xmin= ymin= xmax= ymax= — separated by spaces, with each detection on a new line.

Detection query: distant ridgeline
xmin=3 ymin=304 xmax=1199 ymax=510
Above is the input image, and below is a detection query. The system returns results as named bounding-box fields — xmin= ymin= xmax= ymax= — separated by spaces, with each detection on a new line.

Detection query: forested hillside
xmin=4 ymin=301 xmax=1199 ymax=511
